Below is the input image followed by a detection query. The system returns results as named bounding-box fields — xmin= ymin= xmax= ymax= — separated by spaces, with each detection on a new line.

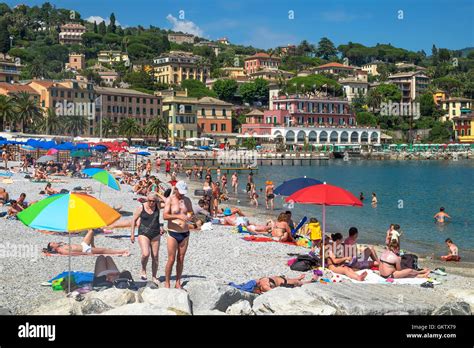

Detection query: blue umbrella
xmin=134 ymin=151 xmax=151 ymax=156
xmin=274 ymin=177 xmax=323 ymax=196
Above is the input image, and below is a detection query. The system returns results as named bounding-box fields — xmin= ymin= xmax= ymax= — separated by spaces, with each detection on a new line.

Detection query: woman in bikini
xmin=253 ymin=274 xmax=312 ymax=294
xmin=379 ymin=239 xmax=430 ymax=279
xmin=131 ymin=192 xmax=164 ymax=285
xmin=325 ymin=233 xmax=368 ymax=281
xmin=271 ymin=212 xmax=294 ymax=242
xmin=265 ymin=181 xmax=275 ymax=210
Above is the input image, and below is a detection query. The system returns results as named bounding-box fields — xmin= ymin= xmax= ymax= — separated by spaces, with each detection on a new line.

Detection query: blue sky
xmin=7 ymin=0 xmax=474 ymax=52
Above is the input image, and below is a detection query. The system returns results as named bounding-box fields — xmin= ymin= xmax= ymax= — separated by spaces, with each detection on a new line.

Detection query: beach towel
xmin=42 ymin=251 xmax=128 ymax=257
xmin=48 ymin=271 xmax=94 ymax=285
xmin=228 ymin=280 xmax=257 ymax=293
xmin=243 ymin=235 xmax=298 ymax=246
xmin=1 ymin=178 xmax=13 ymax=184
xmin=0 ymin=171 xmax=13 ymax=177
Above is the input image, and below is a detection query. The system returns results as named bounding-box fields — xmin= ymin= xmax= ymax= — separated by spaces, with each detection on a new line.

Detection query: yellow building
xmin=221 ymin=67 xmax=246 ymax=79
xmin=156 ymin=89 xmax=198 ymax=145
xmin=0 ymin=54 xmax=22 ymax=82
xmin=441 ymin=98 xmax=472 ymax=121
xmin=98 ymin=50 xmax=130 ymax=65
xmin=153 ymin=51 xmax=210 ymax=85
xmin=433 ymin=90 xmax=446 ymax=105
xmin=452 ymin=113 xmax=474 ymax=143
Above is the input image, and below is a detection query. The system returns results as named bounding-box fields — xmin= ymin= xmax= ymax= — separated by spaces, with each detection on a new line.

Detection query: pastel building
xmin=196 ymin=97 xmax=233 ymax=135
xmin=59 ymin=23 xmax=86 ymax=45
xmin=452 ymin=112 xmax=474 ymax=143
xmin=244 ymin=53 xmax=280 ymax=75
xmin=441 ymin=98 xmax=472 ymax=121
xmin=153 ymin=51 xmax=210 ymax=85
xmin=0 ymin=54 xmax=22 ymax=82
xmin=241 ymin=95 xmax=379 ymax=144
xmin=387 ymin=71 xmax=430 ymax=103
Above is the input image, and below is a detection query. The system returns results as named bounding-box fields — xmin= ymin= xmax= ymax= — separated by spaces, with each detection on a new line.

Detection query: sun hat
xmin=266 ymin=181 xmax=273 ymax=185
xmin=223 ymin=207 xmax=232 ymax=216
xmin=175 ymin=181 xmax=188 ymax=195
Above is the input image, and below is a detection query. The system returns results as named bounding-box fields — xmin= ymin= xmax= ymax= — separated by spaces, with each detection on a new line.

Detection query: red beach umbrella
xmin=286 ymin=182 xmax=363 ymax=268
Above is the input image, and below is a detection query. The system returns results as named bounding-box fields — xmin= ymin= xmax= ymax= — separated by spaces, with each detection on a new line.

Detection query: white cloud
xmin=85 ymin=16 xmax=120 ymax=26
xmin=166 ymin=14 xmax=203 ymax=37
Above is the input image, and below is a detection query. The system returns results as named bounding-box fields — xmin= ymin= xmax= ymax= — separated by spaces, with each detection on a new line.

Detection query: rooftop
xmin=314 ymin=62 xmax=356 ymax=70
xmin=95 ymin=86 xmax=158 ymax=97
xmin=197 ymin=97 xmax=233 ymax=106
xmin=388 ymin=71 xmax=429 ymax=78
xmin=245 ymin=52 xmax=280 ymax=61
xmin=0 ymin=83 xmax=39 ymax=94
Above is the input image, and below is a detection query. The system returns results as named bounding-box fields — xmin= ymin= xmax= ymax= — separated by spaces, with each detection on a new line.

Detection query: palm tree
xmin=94 ymin=117 xmax=116 ymax=138
xmin=145 ymin=116 xmax=169 ymax=145
xmin=0 ymin=95 xmax=15 ymax=131
xmin=367 ymin=89 xmax=383 ymax=113
xmin=36 ymin=108 xmax=63 ymax=135
xmin=118 ymin=118 xmax=140 ymax=145
xmin=64 ymin=115 xmax=88 ymax=137
xmin=12 ymin=92 xmax=42 ymax=133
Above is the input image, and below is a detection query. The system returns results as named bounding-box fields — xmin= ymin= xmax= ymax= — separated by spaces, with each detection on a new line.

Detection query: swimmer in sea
xmin=434 ymin=207 xmax=451 ymax=224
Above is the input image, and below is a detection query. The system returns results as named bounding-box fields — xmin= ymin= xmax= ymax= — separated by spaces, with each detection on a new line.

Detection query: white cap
xmin=175 ymin=181 xmax=188 ymax=195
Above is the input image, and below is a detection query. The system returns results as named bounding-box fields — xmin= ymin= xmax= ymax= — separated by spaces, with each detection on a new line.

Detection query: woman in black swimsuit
xmin=131 ymin=192 xmax=164 ymax=285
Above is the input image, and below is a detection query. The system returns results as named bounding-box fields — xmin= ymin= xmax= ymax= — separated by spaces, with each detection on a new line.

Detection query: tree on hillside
xmin=367 ymin=88 xmax=383 ymax=112
xmin=375 ymin=84 xmax=401 ymax=103
xmin=145 ymin=116 xmax=169 ymax=144
xmin=0 ymin=18 xmax=10 ymax=53
xmin=418 ymin=93 xmax=436 ymax=117
xmin=181 ymin=79 xmax=216 ymax=99
xmin=123 ymin=70 xmax=155 ymax=91
xmin=212 ymin=79 xmax=238 ymax=102
xmin=316 ymin=37 xmax=337 ymax=60
xmin=356 ymin=111 xmax=377 ymax=126
xmin=13 ymin=92 xmax=42 ymax=133
xmin=239 ymin=78 xmax=269 ymax=105
xmin=0 ymin=95 xmax=14 ymax=131
xmin=296 ymin=40 xmax=314 ymax=57
xmin=98 ymin=21 xmax=106 ymax=36
xmin=93 ymin=21 xmax=98 ymax=33
xmin=438 ymin=48 xmax=451 ymax=62
xmin=108 ymin=13 xmax=117 ymax=33
xmin=433 ymin=77 xmax=463 ymax=96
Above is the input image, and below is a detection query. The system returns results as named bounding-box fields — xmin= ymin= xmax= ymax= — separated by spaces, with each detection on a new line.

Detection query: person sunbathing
xmin=45 ymin=229 xmax=130 ymax=256
xmin=222 ymin=208 xmax=270 ymax=234
xmin=17 ymin=193 xmax=33 ymax=208
xmin=230 ymin=274 xmax=316 ymax=294
xmin=343 ymin=227 xmax=379 ymax=269
xmin=34 ymin=166 xmax=48 ymax=180
xmin=440 ymin=238 xmax=460 ymax=262
xmin=379 ymin=239 xmax=430 ymax=278
xmin=270 ymin=212 xmax=294 ymax=242
xmin=0 ymin=187 xmax=9 ymax=206
xmin=44 ymin=183 xmax=59 ymax=195
xmin=7 ymin=200 xmax=23 ymax=218
xmin=325 ymin=233 xmax=368 ymax=281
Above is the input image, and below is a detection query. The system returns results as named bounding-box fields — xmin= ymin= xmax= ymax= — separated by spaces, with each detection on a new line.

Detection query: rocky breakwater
xmin=29 ymin=280 xmax=473 ymax=316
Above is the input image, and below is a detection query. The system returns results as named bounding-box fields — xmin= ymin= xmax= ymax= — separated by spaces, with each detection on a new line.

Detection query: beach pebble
xmin=101 ymin=303 xmax=178 ymax=315
xmin=225 ymin=300 xmax=253 ymax=315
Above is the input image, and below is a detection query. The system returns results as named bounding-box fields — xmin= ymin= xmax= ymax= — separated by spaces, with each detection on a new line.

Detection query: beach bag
xmin=290 ymin=254 xmax=320 ymax=272
xmin=113 ymin=271 xmax=138 ymax=291
xmin=59 ymin=189 xmax=69 ymax=194
xmin=401 ymin=254 xmax=418 ymax=270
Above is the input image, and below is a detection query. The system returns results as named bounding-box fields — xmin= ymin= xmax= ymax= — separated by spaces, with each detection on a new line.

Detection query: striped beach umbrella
xmin=82 ymin=168 xmax=120 ymax=191
xmin=17 ymin=193 xmax=120 ymax=232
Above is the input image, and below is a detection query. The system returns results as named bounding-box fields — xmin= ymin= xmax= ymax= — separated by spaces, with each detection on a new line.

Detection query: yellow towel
xmin=2 ymin=178 xmax=13 ymax=184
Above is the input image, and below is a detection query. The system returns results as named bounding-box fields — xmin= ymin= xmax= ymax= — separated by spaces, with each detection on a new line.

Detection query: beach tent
xmin=286 ymin=183 xmax=363 ymax=269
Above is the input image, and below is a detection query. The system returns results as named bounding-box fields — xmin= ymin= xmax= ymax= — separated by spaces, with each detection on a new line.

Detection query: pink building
xmin=241 ymin=95 xmax=356 ymax=135
xmin=244 ymin=53 xmax=280 ymax=75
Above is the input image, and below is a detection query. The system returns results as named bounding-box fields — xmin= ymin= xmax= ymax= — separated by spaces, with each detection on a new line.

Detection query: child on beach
xmin=441 ymin=238 xmax=460 ymax=262
xmin=305 ymin=218 xmax=322 ymax=257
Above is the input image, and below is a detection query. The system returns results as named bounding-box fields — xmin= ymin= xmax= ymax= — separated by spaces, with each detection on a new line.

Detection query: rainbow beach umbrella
xmin=82 ymin=168 xmax=120 ymax=191
xmin=18 ymin=193 xmax=120 ymax=232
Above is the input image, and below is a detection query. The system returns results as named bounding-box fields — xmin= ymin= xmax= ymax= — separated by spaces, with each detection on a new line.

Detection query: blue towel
xmin=48 ymin=271 xmax=94 ymax=285
xmin=228 ymin=280 xmax=257 ymax=293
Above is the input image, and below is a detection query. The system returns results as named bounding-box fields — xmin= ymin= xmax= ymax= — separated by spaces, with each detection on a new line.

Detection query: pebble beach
xmin=0 ymin=165 xmax=473 ymax=315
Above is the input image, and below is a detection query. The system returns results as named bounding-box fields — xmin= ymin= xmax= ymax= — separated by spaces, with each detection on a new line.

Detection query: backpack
xmin=290 ymin=254 xmax=320 ymax=272
xmin=401 ymin=254 xmax=419 ymax=270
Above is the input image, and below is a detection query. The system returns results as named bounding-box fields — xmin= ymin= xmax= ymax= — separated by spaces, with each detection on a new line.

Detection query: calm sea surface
xmin=239 ymin=159 xmax=474 ymax=259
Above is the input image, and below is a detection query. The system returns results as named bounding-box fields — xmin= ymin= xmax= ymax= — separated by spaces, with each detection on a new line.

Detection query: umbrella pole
xmin=68 ymin=231 xmax=71 ymax=294
xmin=322 ymin=204 xmax=326 ymax=269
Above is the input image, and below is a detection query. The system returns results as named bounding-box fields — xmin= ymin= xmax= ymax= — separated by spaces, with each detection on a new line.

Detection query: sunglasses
xmin=148 ymin=200 xmax=157 ymax=203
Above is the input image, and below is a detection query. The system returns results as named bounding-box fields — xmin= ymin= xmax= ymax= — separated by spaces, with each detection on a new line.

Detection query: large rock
xmin=0 ymin=307 xmax=12 ymax=315
xmin=31 ymin=297 xmax=82 ymax=315
xmin=101 ymin=303 xmax=178 ymax=315
xmin=184 ymin=281 xmax=257 ymax=313
xmin=432 ymin=302 xmax=471 ymax=316
xmin=252 ymin=287 xmax=336 ymax=315
xmin=446 ymin=289 xmax=474 ymax=311
xmin=226 ymin=300 xmax=254 ymax=315
xmin=86 ymin=288 xmax=141 ymax=308
xmin=302 ymin=283 xmax=446 ymax=315
xmin=80 ymin=298 xmax=113 ymax=315
xmin=140 ymin=288 xmax=192 ymax=315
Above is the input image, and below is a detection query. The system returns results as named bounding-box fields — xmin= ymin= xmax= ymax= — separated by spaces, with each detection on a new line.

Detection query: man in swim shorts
xmin=163 ymin=181 xmax=193 ymax=289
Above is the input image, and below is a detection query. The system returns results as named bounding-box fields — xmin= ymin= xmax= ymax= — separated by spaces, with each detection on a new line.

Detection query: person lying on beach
xmin=45 ymin=229 xmax=130 ymax=256
xmin=6 ymin=200 xmax=23 ymax=218
xmin=0 ymin=187 xmax=9 ymax=206
xmin=16 ymin=193 xmax=32 ymax=208
xmin=379 ymin=239 xmax=430 ymax=279
xmin=44 ymin=183 xmax=59 ymax=195
xmin=325 ymin=233 xmax=368 ymax=282
xmin=343 ymin=227 xmax=379 ymax=269
xmin=222 ymin=208 xmax=270 ymax=234
xmin=440 ymin=238 xmax=460 ymax=262
xmin=434 ymin=207 xmax=451 ymax=224
xmin=270 ymin=212 xmax=294 ymax=242
xmin=230 ymin=274 xmax=316 ymax=294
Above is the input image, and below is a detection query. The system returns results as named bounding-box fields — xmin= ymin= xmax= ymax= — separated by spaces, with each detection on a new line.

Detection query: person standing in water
xmin=265 ymin=181 xmax=275 ymax=210
xmin=163 ymin=181 xmax=193 ymax=289
xmin=231 ymin=172 xmax=238 ymax=194
xmin=434 ymin=207 xmax=451 ymax=224
xmin=359 ymin=192 xmax=364 ymax=201
xmin=371 ymin=192 xmax=377 ymax=207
